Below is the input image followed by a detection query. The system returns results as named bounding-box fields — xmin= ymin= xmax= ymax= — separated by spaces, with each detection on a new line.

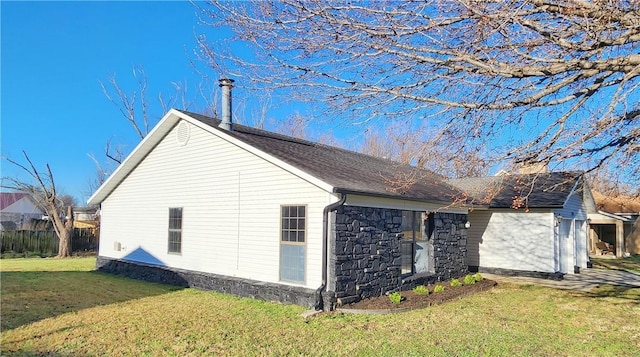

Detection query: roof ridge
xmin=178 ymin=109 xmax=318 ymax=146
xmin=178 ymin=109 xmax=441 ymax=177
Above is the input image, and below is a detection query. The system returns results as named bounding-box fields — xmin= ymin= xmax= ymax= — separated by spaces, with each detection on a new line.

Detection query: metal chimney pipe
xmin=219 ymin=78 xmax=234 ymax=131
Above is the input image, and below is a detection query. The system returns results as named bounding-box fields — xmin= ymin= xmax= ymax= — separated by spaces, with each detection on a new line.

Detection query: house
xmin=73 ymin=206 xmax=99 ymax=233
xmin=448 ymin=172 xmax=594 ymax=278
xmin=588 ymin=192 xmax=640 ymax=257
xmin=88 ymin=80 xmax=470 ymax=310
xmin=74 ymin=206 xmax=98 ymax=222
xmin=0 ymin=192 xmax=45 ymax=230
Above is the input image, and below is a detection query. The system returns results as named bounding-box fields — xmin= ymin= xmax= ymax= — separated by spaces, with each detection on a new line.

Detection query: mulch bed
xmin=337 ymin=279 xmax=497 ymax=313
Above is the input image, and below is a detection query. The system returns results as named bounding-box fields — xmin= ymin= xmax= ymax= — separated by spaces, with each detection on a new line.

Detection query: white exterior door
xmin=558 ymin=219 xmax=573 ymax=273
xmin=574 ymin=220 xmax=587 ymax=269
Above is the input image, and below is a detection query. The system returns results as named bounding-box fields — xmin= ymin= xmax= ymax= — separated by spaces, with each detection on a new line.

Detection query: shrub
xmin=388 ymin=291 xmax=403 ymax=304
xmin=413 ymin=285 xmax=430 ymax=295
xmin=473 ymin=273 xmax=484 ymax=281
xmin=450 ymin=279 xmax=462 ymax=287
xmin=463 ymin=274 xmax=476 ymax=285
xmin=434 ymin=284 xmax=445 ymax=293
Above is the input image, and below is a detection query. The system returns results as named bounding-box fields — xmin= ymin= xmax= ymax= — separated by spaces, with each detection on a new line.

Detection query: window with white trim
xmin=168 ymin=207 xmax=183 ymax=254
xmin=280 ymin=205 xmax=306 ymax=283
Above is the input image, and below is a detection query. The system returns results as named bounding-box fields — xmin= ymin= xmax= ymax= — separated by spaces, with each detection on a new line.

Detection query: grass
xmin=2 ymin=258 xmax=640 ymax=356
xmin=591 ymin=254 xmax=640 ymax=274
xmin=0 ymin=256 xmax=97 ymax=273
xmin=0 ymin=257 xmax=182 ymax=331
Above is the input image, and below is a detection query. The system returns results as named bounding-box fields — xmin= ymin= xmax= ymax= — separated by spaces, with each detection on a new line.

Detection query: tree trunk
xmin=57 ymin=228 xmax=73 ymax=257
xmin=56 ymin=206 xmax=74 ymax=258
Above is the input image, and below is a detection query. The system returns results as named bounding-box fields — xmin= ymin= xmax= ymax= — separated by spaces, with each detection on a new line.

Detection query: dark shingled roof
xmin=180 ymin=110 xmax=463 ymax=204
xmin=448 ymin=172 xmax=583 ymax=208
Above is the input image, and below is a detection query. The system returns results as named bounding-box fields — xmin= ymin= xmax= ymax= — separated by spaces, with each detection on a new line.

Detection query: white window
xmin=280 ymin=205 xmax=306 ymax=283
xmin=168 ymin=208 xmax=182 ymax=254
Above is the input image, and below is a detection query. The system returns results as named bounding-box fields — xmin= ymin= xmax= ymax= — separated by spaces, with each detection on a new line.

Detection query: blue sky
xmin=1 ymin=1 xmax=218 ymax=203
xmin=4 ymin=2 xmax=631 ymax=203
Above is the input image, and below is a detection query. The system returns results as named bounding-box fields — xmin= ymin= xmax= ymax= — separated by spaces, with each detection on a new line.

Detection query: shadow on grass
xmin=1 ymin=270 xmax=183 ymax=331
xmin=590 ymin=255 xmax=640 ymax=274
xmin=571 ymin=284 xmax=640 ymax=302
xmin=2 ymin=322 xmax=96 ymax=357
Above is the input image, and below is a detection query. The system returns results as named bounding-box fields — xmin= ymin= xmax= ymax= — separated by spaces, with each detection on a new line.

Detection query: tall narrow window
xmin=280 ymin=205 xmax=306 ymax=283
xmin=168 ymin=207 xmax=183 ymax=254
xmin=401 ymin=211 xmax=432 ymax=275
xmin=400 ymin=211 xmax=419 ymax=274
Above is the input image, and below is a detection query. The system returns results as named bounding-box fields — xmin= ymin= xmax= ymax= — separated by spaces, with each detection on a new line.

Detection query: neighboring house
xmin=73 ymin=207 xmax=99 ymax=231
xmin=88 ymin=84 xmax=470 ymax=310
xmin=448 ymin=172 xmax=594 ymax=278
xmin=588 ymin=192 xmax=640 ymax=257
xmin=74 ymin=207 xmax=98 ymax=222
xmin=0 ymin=192 xmax=45 ymax=230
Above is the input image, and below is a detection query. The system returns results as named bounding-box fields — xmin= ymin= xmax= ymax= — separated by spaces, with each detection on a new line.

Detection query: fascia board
xmin=596 ymin=210 xmax=632 ymax=222
xmin=87 ymin=109 xmax=183 ymax=205
xmin=561 ymin=174 xmax=582 ymax=208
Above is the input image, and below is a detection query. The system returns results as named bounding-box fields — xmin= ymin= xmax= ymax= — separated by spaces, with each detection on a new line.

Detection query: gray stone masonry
xmin=432 ymin=212 xmax=469 ymax=281
xmin=96 ymin=256 xmax=317 ymax=308
xmin=330 ymin=206 xmax=468 ymax=305
xmin=330 ymin=206 xmax=403 ymax=305
xmin=95 ymin=208 xmax=469 ymax=310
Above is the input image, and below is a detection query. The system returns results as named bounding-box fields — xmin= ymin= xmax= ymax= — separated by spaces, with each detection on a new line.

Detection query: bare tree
xmin=588 ymin=165 xmax=640 ymax=197
xmin=360 ymin=122 xmax=488 ymax=178
xmin=197 ymin=0 xmax=640 ymax=182
xmin=271 ymin=112 xmax=311 ymax=139
xmin=84 ymin=153 xmax=112 ymax=200
xmin=2 ymin=152 xmax=74 ymax=257
xmin=100 ymin=66 xmax=197 ymax=164
xmin=91 ymin=67 xmax=218 ymax=200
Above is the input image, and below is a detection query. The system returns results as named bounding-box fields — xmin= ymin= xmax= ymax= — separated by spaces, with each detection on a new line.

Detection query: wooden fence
xmin=0 ymin=229 xmax=98 ymax=256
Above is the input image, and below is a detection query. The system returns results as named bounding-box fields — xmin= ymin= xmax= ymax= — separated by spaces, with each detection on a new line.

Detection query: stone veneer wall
xmin=96 ymin=256 xmax=317 ymax=308
xmin=330 ymin=206 xmax=468 ymax=305
xmin=330 ymin=206 xmax=403 ymax=305
xmin=96 ymin=209 xmax=469 ymax=310
xmin=432 ymin=212 xmax=469 ymax=281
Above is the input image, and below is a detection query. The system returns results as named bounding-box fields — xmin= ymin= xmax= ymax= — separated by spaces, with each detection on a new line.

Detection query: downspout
xmin=315 ymin=193 xmax=347 ymax=311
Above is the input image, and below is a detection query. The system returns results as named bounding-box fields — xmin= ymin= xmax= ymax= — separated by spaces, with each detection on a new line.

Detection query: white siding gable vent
xmin=176 ymin=121 xmax=190 ymax=146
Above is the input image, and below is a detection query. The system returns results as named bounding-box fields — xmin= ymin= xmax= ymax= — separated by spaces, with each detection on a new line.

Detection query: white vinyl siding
xmin=466 ymin=210 xmax=490 ymax=267
xmin=99 ymin=120 xmax=333 ymax=288
xmin=466 ymin=210 xmax=555 ymax=273
xmin=556 ymin=191 xmax=587 ymax=221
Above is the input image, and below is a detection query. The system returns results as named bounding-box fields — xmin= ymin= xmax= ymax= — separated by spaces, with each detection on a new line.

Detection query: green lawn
xmin=0 ymin=257 xmax=182 ymax=332
xmin=2 ymin=257 xmax=639 ymax=356
xmin=591 ymin=254 xmax=640 ymax=274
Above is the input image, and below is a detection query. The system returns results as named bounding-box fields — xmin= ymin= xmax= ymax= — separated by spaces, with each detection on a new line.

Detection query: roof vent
xmin=219 ymin=78 xmax=234 ymax=131
xmin=176 ymin=121 xmax=190 ymax=146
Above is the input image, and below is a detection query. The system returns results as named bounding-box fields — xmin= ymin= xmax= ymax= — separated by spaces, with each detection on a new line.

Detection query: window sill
xmin=401 ymin=272 xmax=436 ymax=284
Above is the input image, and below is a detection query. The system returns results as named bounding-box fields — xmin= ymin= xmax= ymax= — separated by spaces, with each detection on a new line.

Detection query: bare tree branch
xmin=2 ymin=152 xmax=74 ymax=257
xmin=197 ymin=0 xmax=640 ymax=182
